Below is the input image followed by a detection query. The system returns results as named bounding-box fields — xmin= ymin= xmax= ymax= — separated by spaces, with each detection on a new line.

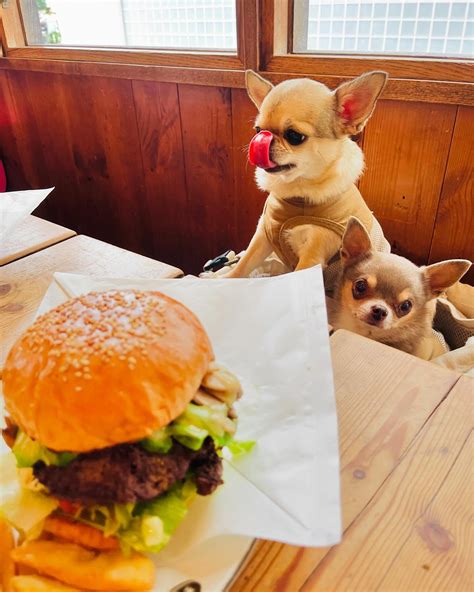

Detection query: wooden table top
xmin=0 ymin=234 xmax=183 ymax=365
xmin=1 ymin=235 xmax=471 ymax=591
xmin=0 ymin=215 xmax=76 ymax=266
xmin=231 ymin=329 xmax=472 ymax=592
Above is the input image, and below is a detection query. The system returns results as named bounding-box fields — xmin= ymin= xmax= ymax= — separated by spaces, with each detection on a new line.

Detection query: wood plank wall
xmin=0 ymin=69 xmax=472 ymax=281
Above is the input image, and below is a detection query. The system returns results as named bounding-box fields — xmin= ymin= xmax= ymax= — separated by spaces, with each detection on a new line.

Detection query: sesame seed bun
xmin=3 ymin=290 xmax=213 ymax=452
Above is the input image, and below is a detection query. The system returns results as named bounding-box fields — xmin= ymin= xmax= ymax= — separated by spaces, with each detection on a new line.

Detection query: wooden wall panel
xmin=231 ymin=88 xmax=266 ymax=247
xmin=0 ymin=72 xmax=29 ymax=189
xmin=359 ymin=100 xmax=457 ymax=265
xmin=41 ymin=73 xmax=148 ymax=256
xmin=1 ymin=71 xmax=60 ymax=191
xmin=429 ymin=106 xmax=474 ymax=285
xmin=132 ymin=80 xmax=188 ymax=270
xmin=1 ymin=69 xmax=472 ymax=278
xmin=2 ymin=70 xmax=150 ymax=256
xmin=3 ymin=70 xmax=82 ymax=222
xmin=178 ymin=84 xmax=236 ymax=271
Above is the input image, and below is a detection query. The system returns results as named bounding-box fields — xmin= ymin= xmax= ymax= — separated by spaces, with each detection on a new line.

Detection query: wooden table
xmin=231 ymin=330 xmax=473 ymax=592
xmin=0 ymin=234 xmax=182 ymax=365
xmin=1 ymin=234 xmax=471 ymax=591
xmin=0 ymin=215 xmax=76 ymax=266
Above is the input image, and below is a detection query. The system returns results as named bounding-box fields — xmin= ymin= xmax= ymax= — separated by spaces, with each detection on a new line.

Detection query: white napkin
xmin=0 ymin=188 xmax=54 ymax=238
xmin=20 ymin=267 xmax=341 ymax=590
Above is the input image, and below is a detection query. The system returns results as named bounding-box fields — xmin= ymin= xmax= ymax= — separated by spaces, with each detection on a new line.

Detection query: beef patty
xmin=34 ymin=437 xmax=222 ymax=505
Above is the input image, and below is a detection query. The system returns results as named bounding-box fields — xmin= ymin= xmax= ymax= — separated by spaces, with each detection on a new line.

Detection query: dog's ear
xmin=341 ymin=217 xmax=372 ymax=264
xmin=246 ymin=70 xmax=273 ymax=109
xmin=334 ymin=71 xmax=387 ymax=136
xmin=423 ymin=259 xmax=471 ymax=297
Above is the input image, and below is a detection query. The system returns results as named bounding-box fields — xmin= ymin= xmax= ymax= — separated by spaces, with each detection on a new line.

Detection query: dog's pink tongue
xmin=249 ymin=130 xmax=277 ymax=169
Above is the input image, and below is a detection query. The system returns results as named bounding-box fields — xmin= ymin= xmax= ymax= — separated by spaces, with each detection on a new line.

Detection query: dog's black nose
xmin=371 ymin=305 xmax=388 ymax=321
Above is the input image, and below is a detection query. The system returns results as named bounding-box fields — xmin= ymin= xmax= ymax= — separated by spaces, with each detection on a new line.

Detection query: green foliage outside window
xmin=36 ymin=0 xmax=61 ymax=44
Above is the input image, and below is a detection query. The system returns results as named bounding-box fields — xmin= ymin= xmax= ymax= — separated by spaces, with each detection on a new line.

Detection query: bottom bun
xmin=11 ymin=540 xmax=155 ymax=591
xmin=43 ymin=516 xmax=119 ymax=551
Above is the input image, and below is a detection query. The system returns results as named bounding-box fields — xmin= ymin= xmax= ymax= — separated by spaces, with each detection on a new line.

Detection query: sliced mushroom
xmin=201 ymin=363 xmax=242 ymax=406
xmin=192 ymin=389 xmax=238 ymax=430
xmin=192 ymin=388 xmax=224 ymax=408
xmin=220 ymin=415 xmax=237 ymax=435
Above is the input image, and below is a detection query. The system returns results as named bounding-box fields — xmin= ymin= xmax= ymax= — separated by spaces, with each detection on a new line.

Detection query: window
xmin=294 ymin=1 xmax=473 ymax=57
xmin=2 ymin=0 xmax=471 ymax=104
xmin=20 ymin=0 xmax=237 ymax=51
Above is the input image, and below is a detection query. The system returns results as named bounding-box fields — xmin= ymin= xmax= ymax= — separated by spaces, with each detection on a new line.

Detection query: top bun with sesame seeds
xmin=3 ymin=290 xmax=214 ymax=452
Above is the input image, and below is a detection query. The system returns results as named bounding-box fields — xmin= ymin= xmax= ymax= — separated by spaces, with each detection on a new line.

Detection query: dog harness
xmin=263 ymin=183 xmax=375 ymax=269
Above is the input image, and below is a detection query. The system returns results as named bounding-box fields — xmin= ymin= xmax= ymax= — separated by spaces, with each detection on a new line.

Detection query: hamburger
xmin=1 ymin=290 xmax=251 ymax=560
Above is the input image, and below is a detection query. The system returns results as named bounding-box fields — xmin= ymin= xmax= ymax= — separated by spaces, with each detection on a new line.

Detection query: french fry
xmin=15 ymin=564 xmax=38 ymax=576
xmin=10 ymin=575 xmax=82 ymax=591
xmin=43 ymin=517 xmax=119 ymax=551
xmin=11 ymin=540 xmax=155 ymax=591
xmin=0 ymin=520 xmax=15 ymax=592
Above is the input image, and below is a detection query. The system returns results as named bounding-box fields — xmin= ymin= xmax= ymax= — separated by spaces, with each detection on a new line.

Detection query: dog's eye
xmin=284 ymin=129 xmax=306 ymax=146
xmin=352 ymin=279 xmax=368 ymax=299
xmin=255 ymin=126 xmax=261 ymax=133
xmin=398 ymin=300 xmax=412 ymax=316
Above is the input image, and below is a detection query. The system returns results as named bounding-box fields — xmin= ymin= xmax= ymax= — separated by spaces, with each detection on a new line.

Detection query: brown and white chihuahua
xmin=332 ymin=217 xmax=471 ymax=359
xmin=225 ymin=70 xmax=388 ymax=278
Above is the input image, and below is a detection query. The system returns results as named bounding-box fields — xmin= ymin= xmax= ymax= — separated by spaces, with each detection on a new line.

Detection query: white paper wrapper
xmin=3 ymin=267 xmax=341 ymax=590
xmin=0 ymin=188 xmax=54 ymax=238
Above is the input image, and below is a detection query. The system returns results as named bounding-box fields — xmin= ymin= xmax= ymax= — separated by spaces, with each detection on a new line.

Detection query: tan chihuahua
xmin=332 ymin=217 xmax=471 ymax=359
xmin=226 ymin=70 xmax=389 ymax=278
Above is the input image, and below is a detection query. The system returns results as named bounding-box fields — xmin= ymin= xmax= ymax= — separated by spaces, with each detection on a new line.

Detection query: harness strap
xmin=280 ymin=215 xmax=347 ymax=239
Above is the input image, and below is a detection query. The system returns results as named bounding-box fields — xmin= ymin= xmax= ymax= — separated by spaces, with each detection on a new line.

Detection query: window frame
xmin=0 ymin=0 xmax=255 ymax=72
xmin=258 ymin=0 xmax=473 ymax=105
xmin=264 ymin=0 xmax=473 ymax=81
xmin=0 ymin=0 xmax=472 ymax=105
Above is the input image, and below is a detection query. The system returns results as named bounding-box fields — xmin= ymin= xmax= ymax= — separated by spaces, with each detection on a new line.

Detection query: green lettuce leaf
xmin=119 ymin=479 xmax=197 ymax=554
xmin=71 ymin=479 xmax=197 ymax=554
xmin=178 ymin=403 xmax=236 ymax=439
xmin=72 ymin=502 xmax=135 ymax=538
xmin=225 ymin=439 xmax=256 ymax=459
xmin=169 ymin=422 xmax=209 ymax=451
xmin=0 ymin=452 xmax=58 ymax=536
xmin=12 ymin=431 xmax=77 ymax=468
xmin=141 ymin=402 xmax=237 ymax=453
xmin=140 ymin=427 xmax=173 ymax=453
